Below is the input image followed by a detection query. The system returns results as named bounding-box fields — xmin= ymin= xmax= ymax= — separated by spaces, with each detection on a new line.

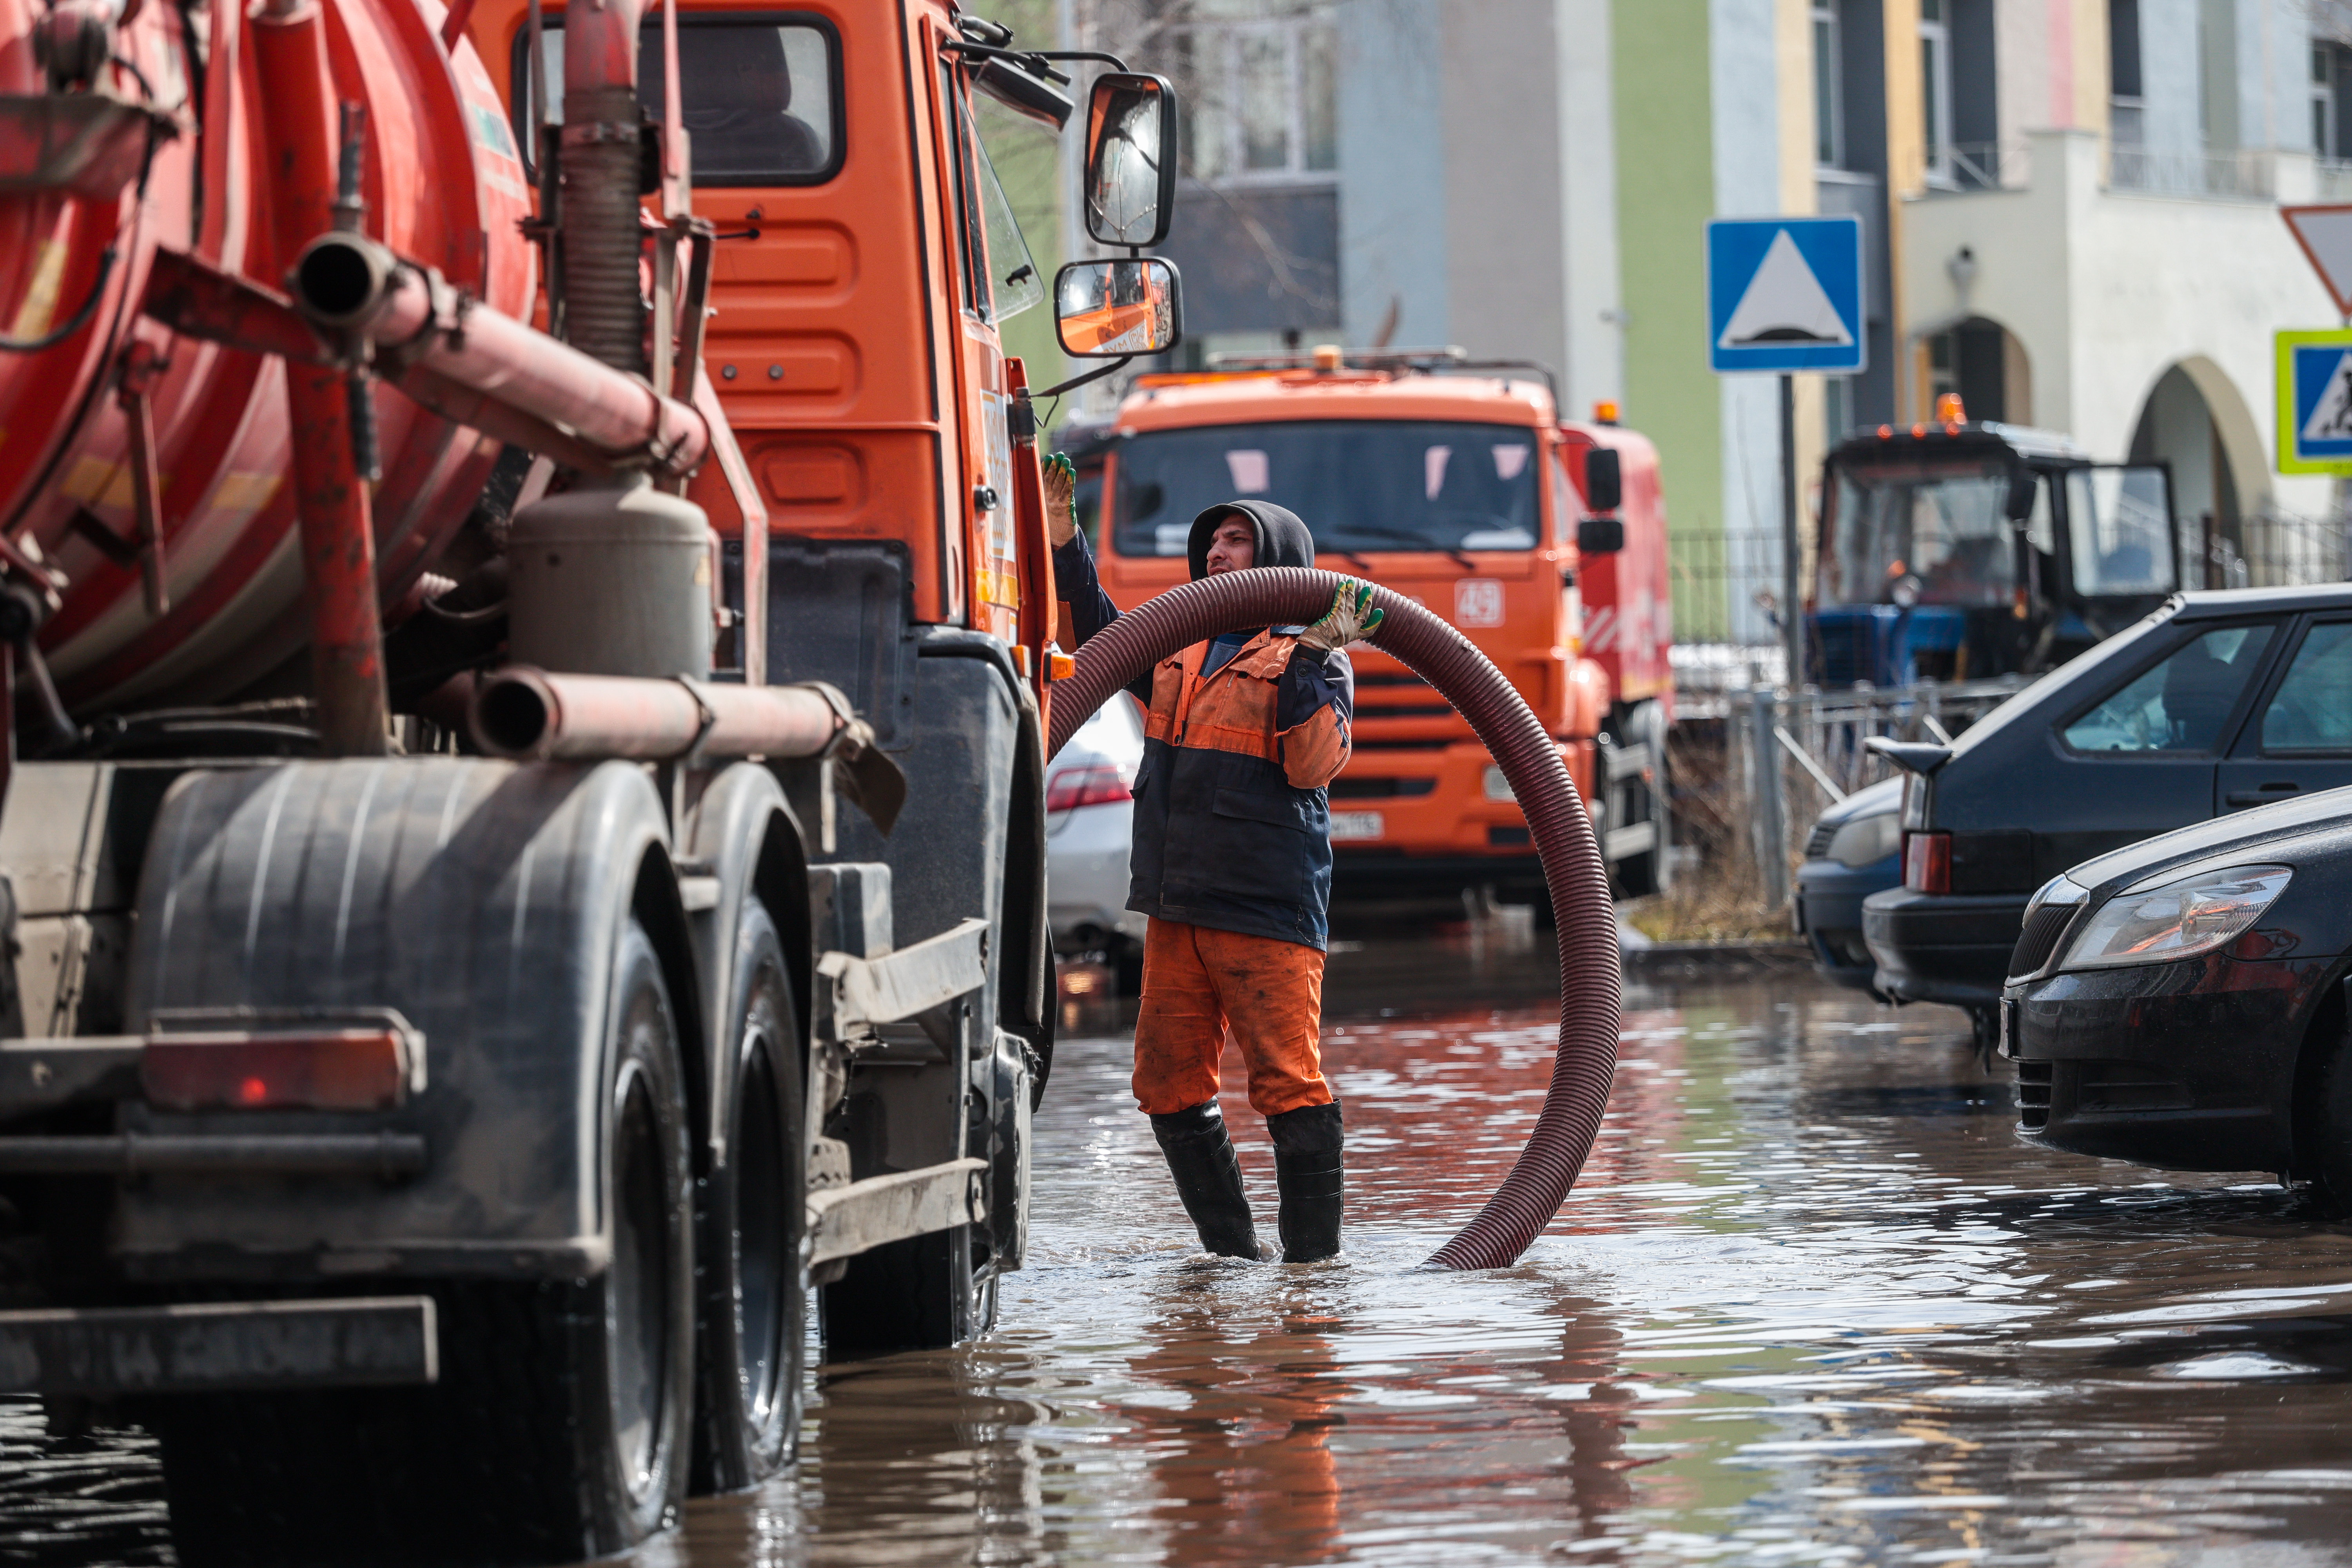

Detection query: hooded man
xmin=1042 ymin=455 xmax=1383 ymax=1262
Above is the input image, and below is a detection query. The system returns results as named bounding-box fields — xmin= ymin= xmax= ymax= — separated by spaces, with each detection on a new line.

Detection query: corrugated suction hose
xmin=1044 ymin=568 xmax=1621 ymax=1270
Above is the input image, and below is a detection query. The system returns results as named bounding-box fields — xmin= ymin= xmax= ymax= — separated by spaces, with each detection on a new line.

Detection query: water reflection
xmin=15 ymin=945 xmax=2352 ymax=1566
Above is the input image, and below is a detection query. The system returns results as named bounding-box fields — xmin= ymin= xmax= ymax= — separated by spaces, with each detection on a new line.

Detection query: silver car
xmin=1047 ymin=693 xmax=1148 ymax=973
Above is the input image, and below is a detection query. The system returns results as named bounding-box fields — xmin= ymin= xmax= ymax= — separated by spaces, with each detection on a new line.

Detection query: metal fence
xmin=2107 ymin=145 xmax=2275 ymax=200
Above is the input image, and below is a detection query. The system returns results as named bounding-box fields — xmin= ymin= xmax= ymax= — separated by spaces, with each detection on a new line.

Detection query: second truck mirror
xmin=1055 ymin=258 xmax=1182 ymax=358
xmin=1577 ymin=517 xmax=1626 ymax=555
xmin=1083 ymin=73 xmax=1178 ymax=247
xmin=1583 ymin=447 xmax=1622 ymax=515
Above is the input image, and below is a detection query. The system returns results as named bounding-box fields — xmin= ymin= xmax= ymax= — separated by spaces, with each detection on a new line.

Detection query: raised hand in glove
xmin=1042 ymin=452 xmax=1079 ymax=548
xmin=1298 ymin=579 xmax=1384 ymax=655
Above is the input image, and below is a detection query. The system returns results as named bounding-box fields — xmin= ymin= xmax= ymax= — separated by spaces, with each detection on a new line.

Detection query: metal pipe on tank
xmin=289 ymin=239 xmax=711 ymax=475
xmin=250 ymin=0 xmax=391 ymax=756
xmin=468 ymin=666 xmax=844 ymax=761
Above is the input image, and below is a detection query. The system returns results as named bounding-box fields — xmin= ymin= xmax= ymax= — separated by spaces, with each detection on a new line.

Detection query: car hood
xmin=2064 ymin=782 xmax=2352 ymax=893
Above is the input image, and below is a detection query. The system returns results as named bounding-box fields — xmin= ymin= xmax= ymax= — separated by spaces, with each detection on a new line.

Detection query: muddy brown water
xmin=14 ymin=940 xmax=2352 ymax=1566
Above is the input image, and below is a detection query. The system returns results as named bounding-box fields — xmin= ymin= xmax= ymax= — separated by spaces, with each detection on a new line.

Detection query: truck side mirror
xmin=1577 ymin=517 xmax=1625 ymax=555
xmin=1083 ymin=73 xmax=1179 ymax=247
xmin=2006 ymin=466 xmax=2038 ymax=523
xmin=1054 ymin=258 xmax=1182 ymax=358
xmin=1583 ymin=447 xmax=1622 ymax=515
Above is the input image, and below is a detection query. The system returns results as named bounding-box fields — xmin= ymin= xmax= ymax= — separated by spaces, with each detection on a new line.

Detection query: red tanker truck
xmin=0 ymin=0 xmax=1170 ymax=1560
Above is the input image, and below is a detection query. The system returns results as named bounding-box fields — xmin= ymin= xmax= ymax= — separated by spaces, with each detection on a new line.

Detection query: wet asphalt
xmin=15 ymin=931 xmax=2352 ymax=1566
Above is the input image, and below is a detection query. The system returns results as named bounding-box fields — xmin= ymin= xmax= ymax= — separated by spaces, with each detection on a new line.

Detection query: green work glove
xmin=1299 ymin=578 xmax=1384 ymax=654
xmin=1042 ymin=452 xmax=1079 ymax=547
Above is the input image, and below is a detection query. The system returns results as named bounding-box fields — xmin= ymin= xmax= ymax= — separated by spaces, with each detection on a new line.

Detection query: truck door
xmin=2061 ymin=463 xmax=2178 ymax=637
xmin=2217 ymin=615 xmax=2352 ymax=814
xmin=934 ymin=53 xmax=1044 ymax=643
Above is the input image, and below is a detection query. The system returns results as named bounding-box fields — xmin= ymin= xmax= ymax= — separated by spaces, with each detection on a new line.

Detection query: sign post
xmin=1705 ymin=215 xmax=1867 ymax=695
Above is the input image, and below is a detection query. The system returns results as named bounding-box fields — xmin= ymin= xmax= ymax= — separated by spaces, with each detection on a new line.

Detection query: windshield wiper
xmin=1323 ymin=523 xmax=1477 ymax=572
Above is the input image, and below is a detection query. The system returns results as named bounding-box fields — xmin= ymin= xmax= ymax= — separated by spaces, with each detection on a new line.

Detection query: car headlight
xmin=2056 ymin=865 xmax=2292 ymax=971
xmin=1824 ymin=811 xmax=1902 ymax=868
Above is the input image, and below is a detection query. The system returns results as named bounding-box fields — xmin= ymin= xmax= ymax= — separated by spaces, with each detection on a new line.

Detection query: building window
xmin=1920 ymin=0 xmax=1953 ymax=182
xmin=1813 ymin=4 xmax=1843 ymax=168
xmin=1171 ymin=11 xmax=1339 ymax=185
xmin=2110 ymin=0 xmax=2144 ymax=147
xmin=2317 ymin=42 xmax=2342 ymax=160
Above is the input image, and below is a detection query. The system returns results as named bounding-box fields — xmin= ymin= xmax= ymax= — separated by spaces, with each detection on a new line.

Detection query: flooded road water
xmin=15 ymin=940 xmax=2352 ymax=1566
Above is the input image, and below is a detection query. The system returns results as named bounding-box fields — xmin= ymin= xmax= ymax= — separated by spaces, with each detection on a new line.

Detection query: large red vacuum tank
xmin=0 ymin=0 xmax=532 ymax=713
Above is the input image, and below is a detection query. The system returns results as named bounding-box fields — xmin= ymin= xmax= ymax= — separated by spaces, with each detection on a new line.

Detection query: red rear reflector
xmin=1047 ymin=764 xmax=1133 ymax=813
xmin=1903 ymin=831 xmax=1952 ymax=895
xmin=143 ymin=1029 xmax=414 ymax=1111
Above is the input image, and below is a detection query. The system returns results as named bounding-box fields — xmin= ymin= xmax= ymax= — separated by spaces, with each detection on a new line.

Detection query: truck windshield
xmin=1818 ymin=457 xmax=2016 ymax=610
xmin=1111 ymin=420 xmax=1542 ymax=559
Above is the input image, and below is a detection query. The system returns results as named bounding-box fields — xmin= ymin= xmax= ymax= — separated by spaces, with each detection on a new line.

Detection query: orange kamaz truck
xmin=1087 ymin=350 xmax=1674 ymax=904
xmin=0 ymin=0 xmax=1177 ymax=1559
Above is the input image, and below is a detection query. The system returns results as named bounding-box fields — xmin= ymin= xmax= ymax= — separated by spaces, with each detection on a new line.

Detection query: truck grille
xmin=2007 ymin=902 xmax=2080 ymax=980
xmin=2014 ymin=1060 xmax=2052 ymax=1131
xmin=1804 ymin=819 xmax=1838 ymax=860
xmin=1329 ymin=777 xmax=1437 ymax=800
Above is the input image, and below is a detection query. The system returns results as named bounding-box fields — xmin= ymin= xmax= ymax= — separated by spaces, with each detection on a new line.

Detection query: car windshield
xmin=1110 ymin=421 xmax=1543 ymax=559
xmin=1818 ymin=456 xmax=2016 ymax=610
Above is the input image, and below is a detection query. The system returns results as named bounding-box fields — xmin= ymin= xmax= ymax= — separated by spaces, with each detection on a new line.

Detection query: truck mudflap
xmin=0 ymin=1296 xmax=438 ymax=1394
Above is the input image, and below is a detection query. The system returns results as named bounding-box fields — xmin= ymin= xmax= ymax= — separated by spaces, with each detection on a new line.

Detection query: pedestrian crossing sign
xmin=2277 ymin=328 xmax=2352 ymax=474
xmin=1705 ymin=216 xmax=1867 ymax=374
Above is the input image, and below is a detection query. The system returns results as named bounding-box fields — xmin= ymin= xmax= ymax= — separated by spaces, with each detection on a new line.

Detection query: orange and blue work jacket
xmin=1054 ymin=525 xmax=1353 ymax=950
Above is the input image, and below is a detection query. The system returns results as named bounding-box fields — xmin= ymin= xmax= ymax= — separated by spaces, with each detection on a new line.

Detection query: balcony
xmin=2106 ymin=143 xmax=2275 ymax=201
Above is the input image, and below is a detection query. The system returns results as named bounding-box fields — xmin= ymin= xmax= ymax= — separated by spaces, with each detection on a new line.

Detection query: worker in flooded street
xmin=1042 ymin=455 xmax=1381 ymax=1262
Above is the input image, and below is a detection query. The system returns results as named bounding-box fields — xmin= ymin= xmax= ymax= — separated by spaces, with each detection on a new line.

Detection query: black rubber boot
xmin=1267 ymin=1100 xmax=1344 ymax=1262
xmin=1149 ymin=1102 xmax=1267 ymax=1259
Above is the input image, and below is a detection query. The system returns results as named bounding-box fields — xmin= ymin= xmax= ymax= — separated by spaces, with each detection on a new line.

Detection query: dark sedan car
xmin=1795 ymin=776 xmax=1903 ymax=991
xmin=2001 ymin=784 xmax=2352 ymax=1193
xmin=1863 ymin=584 xmax=2352 ymax=1045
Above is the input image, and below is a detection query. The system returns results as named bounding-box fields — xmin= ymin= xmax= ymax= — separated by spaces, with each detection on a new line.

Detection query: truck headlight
xmin=1824 ymin=812 xmax=1902 ymax=868
xmin=1483 ymin=765 xmax=1514 ymax=802
xmin=2057 ymin=865 xmax=2292 ymax=971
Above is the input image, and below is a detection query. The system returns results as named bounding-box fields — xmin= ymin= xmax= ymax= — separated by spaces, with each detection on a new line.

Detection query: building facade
xmin=1057 ymin=0 xmax=2348 ymax=645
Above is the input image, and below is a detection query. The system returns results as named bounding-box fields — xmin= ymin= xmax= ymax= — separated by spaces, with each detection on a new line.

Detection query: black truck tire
xmin=154 ymin=919 xmax=696 ymax=1567
xmin=1608 ymin=702 xmax=1673 ymax=900
xmin=821 ymin=1223 xmax=995 ymax=1357
xmin=693 ymin=897 xmax=808 ymax=1492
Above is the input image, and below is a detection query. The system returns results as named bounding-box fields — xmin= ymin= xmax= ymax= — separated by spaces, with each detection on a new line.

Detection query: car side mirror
xmin=1054 ymin=258 xmax=1182 ymax=358
xmin=1583 ymin=447 xmax=1622 ymax=514
xmin=1083 ymin=73 xmax=1179 ymax=247
xmin=1577 ymin=517 xmax=1625 ymax=555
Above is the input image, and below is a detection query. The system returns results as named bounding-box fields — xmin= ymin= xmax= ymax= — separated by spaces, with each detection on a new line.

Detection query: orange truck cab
xmin=1088 ymin=354 xmax=1675 ymax=902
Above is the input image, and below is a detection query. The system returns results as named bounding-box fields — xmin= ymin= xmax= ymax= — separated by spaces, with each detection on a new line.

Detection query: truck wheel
xmin=694 ymin=898 xmax=807 ymax=1492
xmin=152 ymin=920 xmax=695 ymax=1566
xmin=1610 ymin=704 xmax=1673 ymax=900
xmin=821 ymin=1223 xmax=994 ymax=1357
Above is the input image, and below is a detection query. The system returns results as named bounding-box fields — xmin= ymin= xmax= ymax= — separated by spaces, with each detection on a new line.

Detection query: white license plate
xmin=1329 ymin=811 xmax=1385 ymax=842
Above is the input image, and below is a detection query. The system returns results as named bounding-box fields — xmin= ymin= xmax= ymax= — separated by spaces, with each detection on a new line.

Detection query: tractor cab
xmin=1810 ymin=399 xmax=2176 ymax=688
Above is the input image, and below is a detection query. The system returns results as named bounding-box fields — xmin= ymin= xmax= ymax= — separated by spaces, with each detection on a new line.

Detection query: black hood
xmin=1187 ymin=500 xmax=1316 ymax=581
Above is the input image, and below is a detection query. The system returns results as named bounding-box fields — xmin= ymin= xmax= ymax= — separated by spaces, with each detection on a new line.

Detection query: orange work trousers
xmin=1132 ymin=918 xmax=1333 ymax=1117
